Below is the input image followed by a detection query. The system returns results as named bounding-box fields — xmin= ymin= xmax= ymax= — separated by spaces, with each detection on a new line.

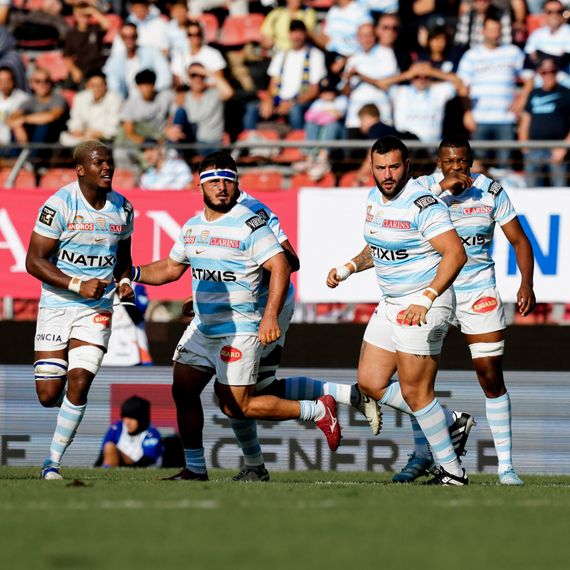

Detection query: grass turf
xmin=1 ymin=468 xmax=568 ymax=570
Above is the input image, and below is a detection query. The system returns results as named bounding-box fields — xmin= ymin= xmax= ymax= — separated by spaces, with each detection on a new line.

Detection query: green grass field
xmin=1 ymin=468 xmax=569 ymax=570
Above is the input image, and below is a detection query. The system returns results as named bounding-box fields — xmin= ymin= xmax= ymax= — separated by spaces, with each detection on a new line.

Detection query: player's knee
xmin=469 ymin=341 xmax=504 ymax=360
xmin=34 ymin=358 xmax=67 ymax=383
xmin=68 ymin=345 xmax=105 ymax=375
xmin=37 ymin=391 xmax=63 ymax=408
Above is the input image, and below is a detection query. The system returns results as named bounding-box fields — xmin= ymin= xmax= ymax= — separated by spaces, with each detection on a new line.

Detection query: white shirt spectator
xmin=166 ymin=18 xmax=188 ymax=63
xmin=171 ymin=44 xmax=226 ymax=86
xmin=525 ymin=23 xmax=570 ymax=59
xmin=458 ymin=44 xmax=524 ymax=124
xmin=324 ymin=2 xmax=373 ymax=57
xmin=140 ymin=153 xmax=192 ymax=190
xmin=357 ymin=0 xmax=399 ymax=14
xmin=127 ymin=9 xmax=170 ymax=53
xmin=344 ymin=44 xmax=398 ymax=128
xmin=267 ymin=47 xmax=327 ymax=101
xmin=0 ymin=87 xmax=29 ymax=144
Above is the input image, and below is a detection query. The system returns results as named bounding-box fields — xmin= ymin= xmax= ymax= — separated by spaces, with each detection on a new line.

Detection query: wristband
xmin=430 ymin=182 xmax=443 ymax=196
xmin=131 ymin=265 xmax=141 ymax=282
xmin=425 ymin=287 xmax=439 ymax=297
xmin=68 ymin=277 xmax=82 ymax=294
xmin=119 ymin=277 xmax=132 ymax=288
xmin=336 ymin=261 xmax=357 ymax=282
xmin=415 ymin=294 xmax=434 ymax=310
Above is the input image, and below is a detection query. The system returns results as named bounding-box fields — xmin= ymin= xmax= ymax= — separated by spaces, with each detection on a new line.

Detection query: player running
xmin=26 ymin=141 xmax=134 ymax=480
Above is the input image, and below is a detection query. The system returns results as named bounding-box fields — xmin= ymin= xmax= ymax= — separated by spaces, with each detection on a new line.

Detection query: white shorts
xmin=452 ymin=286 xmax=506 ymax=335
xmin=173 ymin=320 xmax=261 ymax=386
xmin=363 ymin=290 xmax=454 ymax=356
xmin=34 ymin=306 xmax=113 ymax=352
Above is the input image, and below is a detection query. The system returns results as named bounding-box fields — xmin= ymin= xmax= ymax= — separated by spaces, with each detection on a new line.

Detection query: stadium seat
xmin=274 ymin=130 xmax=305 ymax=164
xmin=306 ymin=0 xmax=334 ymax=8
xmin=526 ymin=14 xmax=547 ymax=35
xmin=198 ymin=13 xmax=219 ymax=44
xmin=38 ymin=168 xmax=76 ymax=189
xmin=290 ymin=171 xmax=335 ymax=188
xmin=217 ymin=14 xmax=265 ymax=47
xmin=0 ymin=168 xmax=36 ymax=189
xmin=103 ymin=14 xmax=124 ymax=45
xmin=35 ymin=51 xmax=69 ymax=83
xmin=239 ymin=170 xmax=283 ymax=192
xmin=339 ymin=170 xmax=374 ymax=187
xmin=112 ymin=169 xmax=135 ymax=190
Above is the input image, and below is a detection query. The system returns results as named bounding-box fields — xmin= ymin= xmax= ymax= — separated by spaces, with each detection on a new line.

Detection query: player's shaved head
xmin=73 ymin=140 xmax=110 ymax=166
xmin=438 ymin=136 xmax=473 ymax=163
xmin=199 ymin=151 xmax=237 ymax=173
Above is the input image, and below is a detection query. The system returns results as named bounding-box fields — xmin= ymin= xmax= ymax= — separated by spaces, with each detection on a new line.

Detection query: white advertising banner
xmin=298 ymin=187 xmax=570 ymax=303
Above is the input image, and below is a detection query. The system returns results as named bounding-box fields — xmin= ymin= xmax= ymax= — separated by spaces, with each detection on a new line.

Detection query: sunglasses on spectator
xmin=188 ymin=31 xmax=202 ymax=37
xmin=379 ymin=25 xmax=398 ymax=31
xmin=539 ymin=69 xmax=557 ymax=75
xmin=545 ymin=8 xmax=563 ymax=14
xmin=32 ymin=78 xmax=51 ymax=84
xmin=121 ymin=33 xmax=137 ymax=39
xmin=188 ymin=73 xmax=204 ymax=78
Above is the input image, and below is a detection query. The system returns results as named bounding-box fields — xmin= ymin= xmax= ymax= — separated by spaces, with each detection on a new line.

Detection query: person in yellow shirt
xmin=261 ymin=0 xmax=317 ymax=51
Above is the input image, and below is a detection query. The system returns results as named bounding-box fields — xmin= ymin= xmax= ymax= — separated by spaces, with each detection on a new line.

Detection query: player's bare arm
xmin=326 ymin=244 xmax=373 ymax=288
xmin=280 ymin=239 xmax=300 ymax=272
xmin=402 ymin=229 xmax=466 ymax=326
xmin=136 ymin=257 xmax=188 ymax=285
xmin=259 ymin=252 xmax=291 ymax=346
xmin=114 ymin=238 xmax=134 ymax=301
xmin=501 ymin=217 xmax=536 ymax=316
xmin=26 ymin=232 xmax=110 ymax=299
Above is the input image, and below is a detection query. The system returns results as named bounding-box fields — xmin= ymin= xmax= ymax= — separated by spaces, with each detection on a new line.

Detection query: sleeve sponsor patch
xmin=413 ymin=195 xmax=438 ymax=211
xmin=245 ymin=215 xmax=267 ymax=232
xmin=488 ymin=181 xmax=503 ymax=197
xmin=39 ymin=206 xmax=56 ymax=226
xmin=123 ymin=198 xmax=134 ymax=220
xmin=256 ymin=208 xmax=269 ymax=222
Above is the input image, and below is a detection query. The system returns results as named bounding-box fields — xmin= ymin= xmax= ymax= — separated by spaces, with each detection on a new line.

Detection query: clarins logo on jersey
xmin=464 ymin=206 xmax=492 ymax=215
xmin=109 ymin=224 xmax=126 ymax=233
xmin=382 ymin=219 xmax=411 ymax=230
xmin=220 ymin=345 xmax=242 ymax=363
xmin=210 ymin=237 xmax=241 ymax=248
xmin=59 ymin=250 xmax=116 ymax=267
xmin=472 ymin=297 xmax=498 ymax=313
xmin=93 ymin=312 xmax=112 ymax=327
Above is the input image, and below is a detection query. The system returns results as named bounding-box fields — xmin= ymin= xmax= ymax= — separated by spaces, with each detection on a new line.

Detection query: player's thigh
xmin=215 ymin=383 xmax=256 ymax=417
xmin=172 ymin=361 xmax=213 ymax=400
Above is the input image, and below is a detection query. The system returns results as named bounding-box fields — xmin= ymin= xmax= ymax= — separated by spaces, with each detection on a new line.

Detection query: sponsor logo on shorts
xmin=39 ymin=206 xmax=56 ymax=226
xmin=93 ymin=312 xmax=112 ymax=327
xmin=382 ymin=219 xmax=411 ymax=230
xmin=396 ymin=310 xmax=408 ymax=325
xmin=35 ymin=333 xmax=63 ymax=342
xmin=463 ymin=206 xmax=492 ymax=215
xmin=220 ymin=345 xmax=242 ymax=363
xmin=472 ymin=297 xmax=498 ymax=313
xmin=210 ymin=237 xmax=241 ymax=248
xmin=67 ymin=222 xmax=94 ymax=231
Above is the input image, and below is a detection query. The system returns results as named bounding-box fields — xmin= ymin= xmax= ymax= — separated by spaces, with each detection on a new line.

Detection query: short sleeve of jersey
xmin=243 ymin=216 xmax=284 ymax=266
xmin=492 ymin=185 xmax=517 ymax=226
xmin=169 ymin=224 xmax=191 ymax=265
xmin=414 ymin=196 xmax=455 ymax=240
xmin=121 ymin=197 xmax=135 ymax=240
xmin=259 ymin=208 xmax=288 ymax=244
xmin=142 ymin=427 xmax=163 ymax=461
xmin=33 ymin=195 xmax=66 ymax=239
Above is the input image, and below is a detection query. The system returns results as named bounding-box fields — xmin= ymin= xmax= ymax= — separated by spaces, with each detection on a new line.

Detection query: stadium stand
xmin=217 ymin=13 xmax=265 ymax=47
xmin=239 ymin=169 xmax=283 ymax=191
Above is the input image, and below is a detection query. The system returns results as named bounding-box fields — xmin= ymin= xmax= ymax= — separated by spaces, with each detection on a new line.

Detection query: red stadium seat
xmin=239 ymin=170 xmax=283 ymax=192
xmin=290 ymin=171 xmax=335 ymax=188
xmin=275 ymin=130 xmax=305 ymax=164
xmin=0 ymin=168 xmax=37 ymax=189
xmin=112 ymin=169 xmax=135 ymax=190
xmin=35 ymin=51 xmax=69 ymax=83
xmin=217 ymin=14 xmax=265 ymax=47
xmin=526 ymin=14 xmax=547 ymax=35
xmin=39 ymin=168 xmax=77 ymax=189
xmin=306 ymin=0 xmax=334 ymax=8
xmin=339 ymin=170 xmax=374 ymax=187
xmin=198 ymin=13 xmax=219 ymax=44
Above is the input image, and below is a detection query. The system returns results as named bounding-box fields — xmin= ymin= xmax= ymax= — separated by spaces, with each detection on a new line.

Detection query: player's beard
xmin=203 ymin=190 xmax=238 ymax=213
xmin=373 ymin=173 xmax=408 ymax=199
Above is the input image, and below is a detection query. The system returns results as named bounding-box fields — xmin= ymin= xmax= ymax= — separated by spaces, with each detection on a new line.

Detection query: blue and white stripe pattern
xmin=486 ymin=392 xmax=513 ymax=472
xmin=47 ymin=396 xmax=86 ymax=467
xmin=199 ymin=168 xmax=238 ymax=184
xmin=379 ymin=380 xmax=412 ymax=413
xmin=169 ymin=202 xmax=283 ymax=337
xmin=416 ymin=172 xmax=516 ymax=293
xmin=364 ymin=179 xmax=455 ymax=299
xmin=229 ymin=419 xmax=264 ymax=467
xmin=284 ymin=376 xmax=326 ymax=400
xmin=457 ymin=44 xmax=525 ymax=124
xmin=32 ymin=181 xmax=134 ymax=310
xmin=185 ymin=447 xmax=206 ymax=474
xmin=324 ymin=3 xmax=373 ymax=56
xmin=358 ymin=0 xmax=399 ymax=15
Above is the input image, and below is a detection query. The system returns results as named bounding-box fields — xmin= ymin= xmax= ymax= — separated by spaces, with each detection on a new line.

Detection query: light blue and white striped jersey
xmin=32 ymin=181 xmax=134 ymax=310
xmin=364 ymin=179 xmax=455 ymax=299
xmin=357 ymin=0 xmax=399 ymax=15
xmin=416 ymin=172 xmax=517 ymax=293
xmin=169 ymin=202 xmax=284 ymax=337
xmin=324 ymin=2 xmax=373 ymax=57
xmin=525 ymin=24 xmax=570 ymax=61
xmin=457 ymin=44 xmax=524 ymax=124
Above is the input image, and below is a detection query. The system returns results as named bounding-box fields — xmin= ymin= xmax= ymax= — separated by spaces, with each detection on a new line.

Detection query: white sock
xmin=46 ymin=395 xmax=86 ymax=467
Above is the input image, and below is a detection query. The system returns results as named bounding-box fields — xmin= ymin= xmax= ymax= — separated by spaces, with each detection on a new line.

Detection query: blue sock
xmin=486 ymin=392 xmax=513 ymax=473
xmin=379 ymin=380 xmax=412 ymax=414
xmin=284 ymin=376 xmax=325 ymax=400
xmin=229 ymin=418 xmax=264 ymax=467
xmin=184 ymin=448 xmax=206 ymax=474
xmin=410 ymin=416 xmax=431 ymax=459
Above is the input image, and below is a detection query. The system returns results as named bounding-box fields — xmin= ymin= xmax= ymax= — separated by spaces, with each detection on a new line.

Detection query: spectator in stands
xmin=254 ymin=19 xmax=326 ymax=130
xmin=0 ymin=26 xmax=28 ymax=92
xmin=188 ymin=0 xmax=249 ymax=14
xmin=170 ymin=19 xmax=226 ymax=87
xmin=104 ymin=23 xmax=172 ymax=98
xmin=418 ymin=22 xmax=464 ymax=73
xmin=525 ymin=0 xmax=570 ymax=72
xmin=139 ymin=143 xmax=193 ymax=190
xmin=167 ymin=0 xmax=191 ymax=64
xmin=7 ymin=67 xmax=68 ymax=167
xmin=519 ymin=57 xmax=570 ymax=187
xmin=124 ymin=0 xmax=170 ymax=55
xmin=454 ymin=0 xmax=514 ymax=48
xmin=96 ymin=396 xmax=163 ymax=468
xmin=295 ymin=77 xmax=348 ymax=179
xmin=458 ymin=15 xmax=525 ymax=168
xmin=168 ymin=62 xmax=234 ymax=155
xmin=260 ymin=0 xmax=318 ymax=51
xmin=63 ymin=1 xmax=111 ymax=89
xmin=59 ymin=69 xmax=122 ymax=147
xmin=0 ymin=67 xmax=30 ymax=151
xmin=342 ymin=22 xmax=398 ymax=144
xmin=358 ymin=0 xmax=399 ymax=22
xmin=0 ymin=0 xmax=9 ymax=26
xmin=375 ymin=12 xmax=412 ymax=72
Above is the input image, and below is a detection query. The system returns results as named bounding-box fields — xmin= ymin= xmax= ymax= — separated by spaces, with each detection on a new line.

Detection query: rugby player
xmin=26 ymin=141 xmax=134 ymax=480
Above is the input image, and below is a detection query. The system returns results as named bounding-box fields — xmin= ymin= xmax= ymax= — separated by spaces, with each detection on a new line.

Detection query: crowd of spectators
xmin=0 ymin=0 xmax=568 ymax=187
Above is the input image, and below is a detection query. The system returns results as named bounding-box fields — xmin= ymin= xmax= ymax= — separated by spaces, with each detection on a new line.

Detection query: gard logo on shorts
xmin=382 ymin=219 xmax=411 ymax=230
xmin=93 ymin=312 xmax=112 ymax=327
xmin=472 ymin=297 xmax=498 ymax=313
xmin=463 ymin=206 xmax=492 ymax=215
xmin=220 ymin=345 xmax=242 ymax=363
xmin=396 ymin=310 xmax=408 ymax=325
xmin=413 ymin=195 xmax=438 ymax=211
xmin=39 ymin=206 xmax=56 ymax=226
